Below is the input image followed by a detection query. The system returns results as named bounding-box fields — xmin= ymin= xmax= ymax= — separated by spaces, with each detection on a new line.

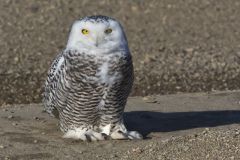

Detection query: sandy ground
xmin=1 ymin=1 xmax=240 ymax=159
xmin=1 ymin=0 xmax=240 ymax=105
xmin=0 ymin=91 xmax=240 ymax=160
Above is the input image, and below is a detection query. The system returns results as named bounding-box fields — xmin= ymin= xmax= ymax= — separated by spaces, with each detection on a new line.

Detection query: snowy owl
xmin=43 ymin=15 xmax=142 ymax=141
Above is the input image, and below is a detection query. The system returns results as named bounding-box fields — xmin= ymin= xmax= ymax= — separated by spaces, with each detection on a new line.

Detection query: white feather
xmin=96 ymin=61 xmax=122 ymax=86
xmin=63 ymin=128 xmax=105 ymax=141
xmin=100 ymin=124 xmax=111 ymax=135
xmin=66 ymin=19 xmax=129 ymax=55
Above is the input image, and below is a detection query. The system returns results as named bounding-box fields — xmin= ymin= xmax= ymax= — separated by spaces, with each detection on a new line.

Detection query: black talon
xmin=117 ymin=130 xmax=124 ymax=134
xmin=85 ymin=134 xmax=92 ymax=142
xmin=101 ymin=133 xmax=109 ymax=140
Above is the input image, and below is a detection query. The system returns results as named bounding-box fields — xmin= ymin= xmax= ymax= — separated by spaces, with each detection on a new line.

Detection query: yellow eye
xmin=82 ymin=29 xmax=89 ymax=35
xmin=105 ymin=28 xmax=112 ymax=34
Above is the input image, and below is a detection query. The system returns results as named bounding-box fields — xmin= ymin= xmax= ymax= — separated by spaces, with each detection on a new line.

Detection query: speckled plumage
xmin=43 ymin=15 xmax=142 ymax=141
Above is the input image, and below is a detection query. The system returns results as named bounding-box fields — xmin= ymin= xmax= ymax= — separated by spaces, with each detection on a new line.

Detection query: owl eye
xmin=82 ymin=29 xmax=89 ymax=35
xmin=104 ymin=28 xmax=112 ymax=34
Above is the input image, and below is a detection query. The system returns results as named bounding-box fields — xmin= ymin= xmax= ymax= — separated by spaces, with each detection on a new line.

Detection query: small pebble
xmin=238 ymin=101 xmax=240 ymax=105
xmin=33 ymin=116 xmax=39 ymax=120
xmin=233 ymin=130 xmax=240 ymax=138
xmin=33 ymin=140 xmax=38 ymax=143
xmin=0 ymin=145 xmax=5 ymax=149
xmin=110 ymin=154 xmax=117 ymax=158
xmin=183 ymin=146 xmax=189 ymax=151
xmin=132 ymin=147 xmax=143 ymax=154
xmin=30 ymin=3 xmax=40 ymax=13
xmin=12 ymin=122 xmax=17 ymax=126
xmin=230 ymin=156 xmax=235 ymax=160
xmin=4 ymin=156 xmax=10 ymax=160
xmin=149 ymin=148 xmax=154 ymax=152
xmin=202 ymin=128 xmax=210 ymax=134
xmin=142 ymin=97 xmax=149 ymax=101
xmin=2 ymin=108 xmax=8 ymax=112
xmin=184 ymin=48 xmax=194 ymax=53
xmin=7 ymin=115 xmax=14 ymax=119
xmin=142 ymin=97 xmax=157 ymax=103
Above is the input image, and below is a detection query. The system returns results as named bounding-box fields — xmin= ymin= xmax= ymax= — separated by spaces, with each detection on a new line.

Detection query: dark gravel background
xmin=1 ymin=0 xmax=240 ymax=105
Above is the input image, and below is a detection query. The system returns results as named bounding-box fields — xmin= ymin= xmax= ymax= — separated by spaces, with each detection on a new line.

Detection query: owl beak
xmin=95 ymin=42 xmax=99 ymax=47
xmin=94 ymin=34 xmax=104 ymax=47
xmin=95 ymin=36 xmax=99 ymax=47
xmin=93 ymin=33 xmax=104 ymax=47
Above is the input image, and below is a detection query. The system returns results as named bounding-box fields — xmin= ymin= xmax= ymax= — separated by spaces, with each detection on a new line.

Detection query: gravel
xmin=126 ymin=128 xmax=240 ymax=160
xmin=0 ymin=91 xmax=240 ymax=159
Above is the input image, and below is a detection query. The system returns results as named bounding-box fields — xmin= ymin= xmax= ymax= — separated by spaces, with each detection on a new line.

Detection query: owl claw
xmin=109 ymin=122 xmax=143 ymax=140
xmin=110 ymin=131 xmax=127 ymax=139
xmin=63 ymin=128 xmax=106 ymax=141
xmin=85 ymin=134 xmax=92 ymax=142
xmin=101 ymin=133 xmax=109 ymax=140
xmin=111 ymin=130 xmax=143 ymax=140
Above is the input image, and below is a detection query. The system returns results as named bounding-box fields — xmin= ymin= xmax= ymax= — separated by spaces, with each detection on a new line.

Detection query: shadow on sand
xmin=124 ymin=110 xmax=240 ymax=136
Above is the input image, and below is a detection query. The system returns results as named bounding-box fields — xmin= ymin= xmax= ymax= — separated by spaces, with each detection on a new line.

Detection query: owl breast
xmin=64 ymin=50 xmax=126 ymax=89
xmin=96 ymin=61 xmax=122 ymax=86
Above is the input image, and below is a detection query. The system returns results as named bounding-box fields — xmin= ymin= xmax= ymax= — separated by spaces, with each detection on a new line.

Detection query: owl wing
xmin=43 ymin=51 xmax=66 ymax=117
xmin=43 ymin=49 xmax=103 ymax=122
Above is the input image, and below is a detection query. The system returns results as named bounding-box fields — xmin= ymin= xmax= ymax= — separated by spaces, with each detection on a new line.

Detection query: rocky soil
xmin=1 ymin=0 xmax=240 ymax=105
xmin=0 ymin=91 xmax=240 ymax=160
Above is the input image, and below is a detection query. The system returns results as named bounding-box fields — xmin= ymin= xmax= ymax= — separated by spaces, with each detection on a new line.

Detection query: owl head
xmin=66 ymin=15 xmax=129 ymax=54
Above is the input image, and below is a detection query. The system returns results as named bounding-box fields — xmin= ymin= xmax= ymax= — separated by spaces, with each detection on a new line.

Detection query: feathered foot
xmin=100 ymin=123 xmax=143 ymax=140
xmin=63 ymin=127 xmax=107 ymax=141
